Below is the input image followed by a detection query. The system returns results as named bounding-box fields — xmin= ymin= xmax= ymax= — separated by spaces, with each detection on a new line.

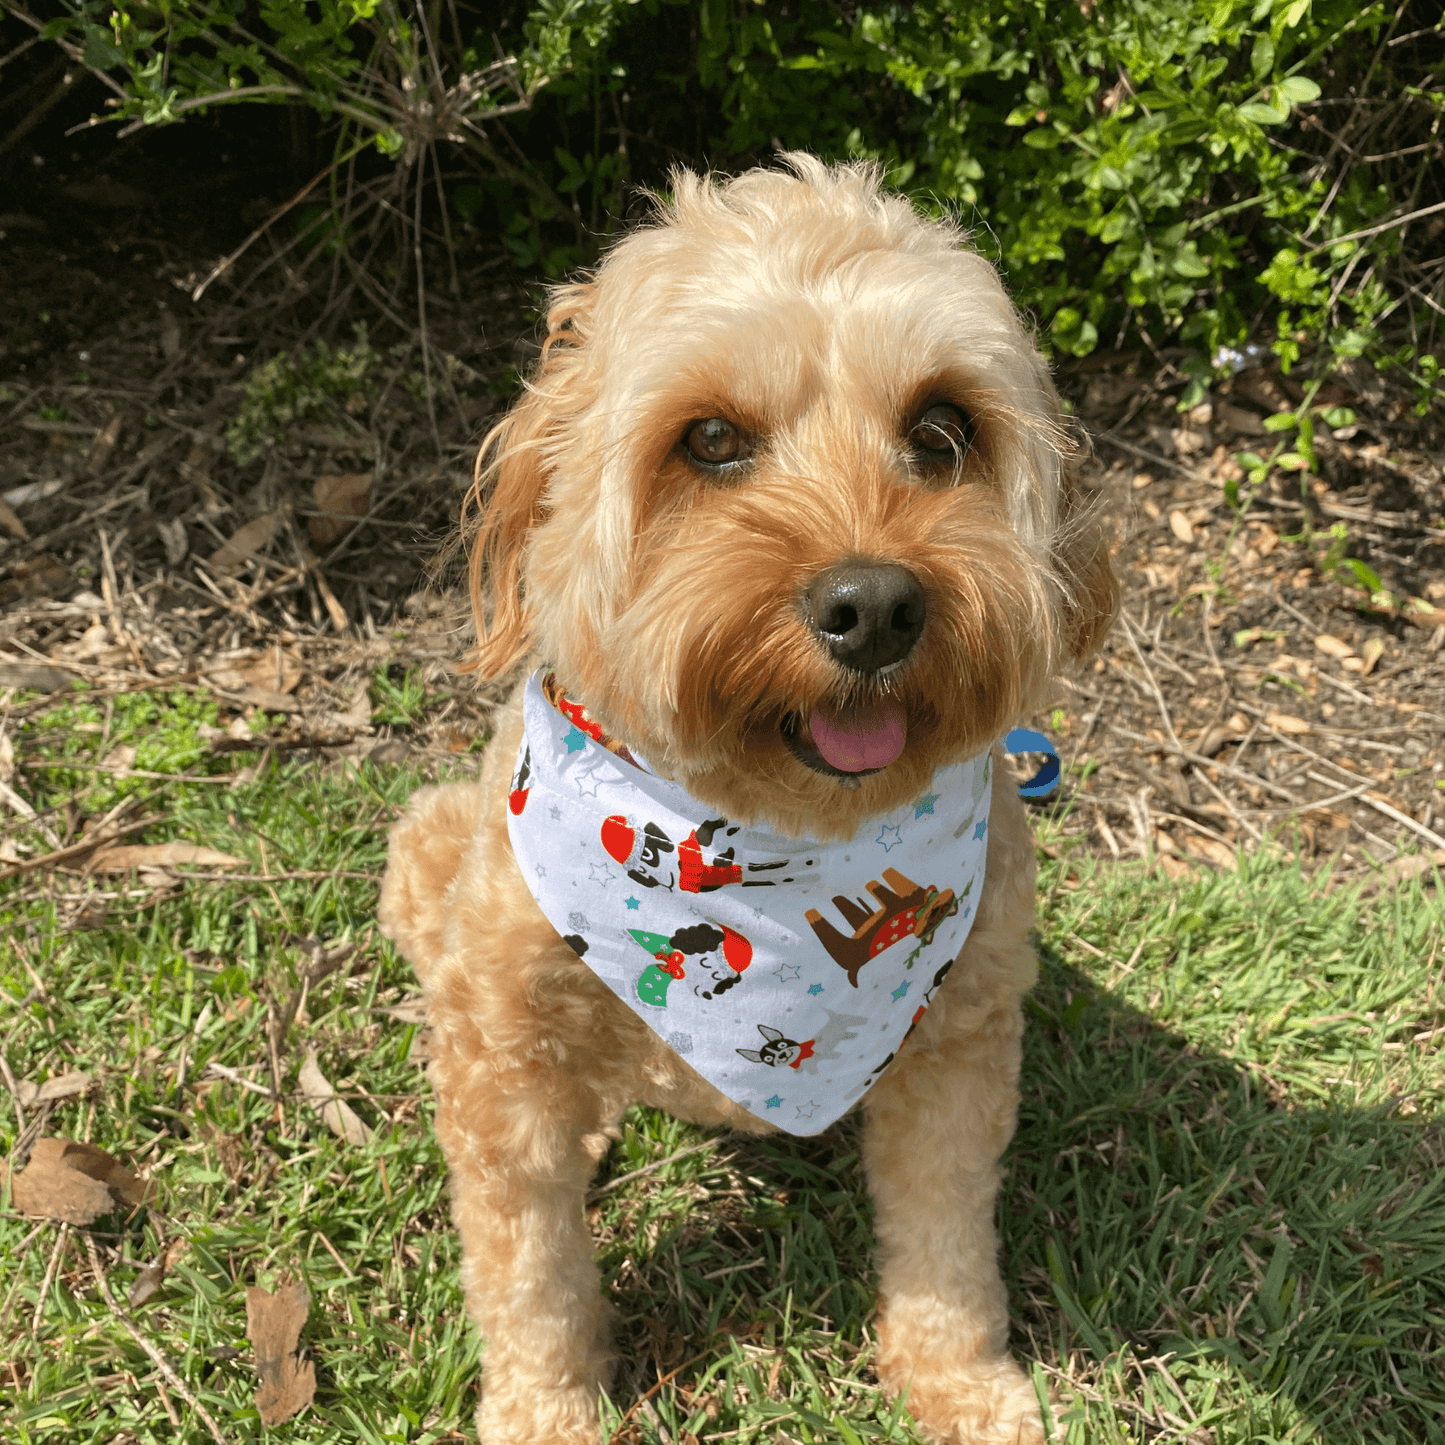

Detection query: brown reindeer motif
xmin=805 ymin=868 xmax=957 ymax=986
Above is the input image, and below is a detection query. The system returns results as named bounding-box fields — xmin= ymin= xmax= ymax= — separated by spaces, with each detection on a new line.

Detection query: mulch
xmin=1 ymin=216 xmax=1441 ymax=893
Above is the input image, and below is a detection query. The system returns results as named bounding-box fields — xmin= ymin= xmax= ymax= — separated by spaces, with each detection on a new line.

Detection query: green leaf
xmin=1023 ymin=128 xmax=1062 ymax=149
xmin=1262 ymin=412 xmax=1297 ymax=431
xmin=1278 ymin=76 xmax=1321 ymax=104
xmin=1275 ymin=452 xmax=1310 ymax=470
xmin=1320 ymin=406 xmax=1356 ymax=428
xmin=1238 ymin=102 xmax=1288 ymax=125
xmin=1337 ymin=558 xmax=1382 ymax=593
xmin=1251 ymin=33 xmax=1274 ymax=81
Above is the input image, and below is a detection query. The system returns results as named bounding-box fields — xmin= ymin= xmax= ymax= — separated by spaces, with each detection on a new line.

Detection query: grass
xmin=1 ymin=682 xmax=1441 ymax=1444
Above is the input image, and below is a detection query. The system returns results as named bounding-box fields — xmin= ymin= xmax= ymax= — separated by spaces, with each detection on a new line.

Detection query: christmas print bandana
xmin=506 ymin=669 xmax=994 ymax=1136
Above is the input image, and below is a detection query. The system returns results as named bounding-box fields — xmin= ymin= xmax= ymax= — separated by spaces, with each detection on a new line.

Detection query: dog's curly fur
xmin=379 ymin=154 xmax=1117 ymax=1444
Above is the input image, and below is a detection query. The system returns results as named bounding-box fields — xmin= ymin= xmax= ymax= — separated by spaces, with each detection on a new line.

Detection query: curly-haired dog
xmin=379 ymin=155 xmax=1117 ymax=1444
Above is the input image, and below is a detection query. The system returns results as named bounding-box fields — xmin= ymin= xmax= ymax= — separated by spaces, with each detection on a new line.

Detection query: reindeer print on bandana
xmin=507 ymin=669 xmax=994 ymax=1135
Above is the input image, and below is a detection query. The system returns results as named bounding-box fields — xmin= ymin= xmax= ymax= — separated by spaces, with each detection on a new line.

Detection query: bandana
xmin=506 ymin=669 xmax=994 ymax=1136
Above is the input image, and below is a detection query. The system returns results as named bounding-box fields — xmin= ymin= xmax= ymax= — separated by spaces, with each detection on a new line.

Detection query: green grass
xmin=1 ymin=686 xmax=1441 ymax=1444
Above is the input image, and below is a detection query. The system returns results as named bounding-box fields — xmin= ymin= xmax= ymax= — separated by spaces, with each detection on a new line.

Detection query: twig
xmin=0 ymin=1223 xmax=47 ymax=1335
xmin=82 ymin=1233 xmax=231 ymax=1445
xmin=0 ymin=776 xmax=62 ymax=850
xmin=0 ymin=816 xmax=165 ymax=883
xmin=33 ymin=1223 xmax=70 ymax=1334
xmin=1188 ymin=767 xmax=1264 ymax=845
xmin=1303 ymin=197 xmax=1445 ymax=253
xmin=586 ymin=1139 xmax=724 ymax=1202
xmin=1106 ymin=723 xmax=1298 ymax=802
xmin=1093 ymin=431 xmax=1218 ymax=489
xmin=1304 ymin=772 xmax=1445 ymax=852
xmin=1119 ymin=613 xmax=1182 ymax=750
xmin=607 ymin=1349 xmax=715 ymax=1444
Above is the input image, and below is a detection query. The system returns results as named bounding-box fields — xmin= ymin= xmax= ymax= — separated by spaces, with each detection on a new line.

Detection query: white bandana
xmin=506 ymin=669 xmax=993 ymax=1136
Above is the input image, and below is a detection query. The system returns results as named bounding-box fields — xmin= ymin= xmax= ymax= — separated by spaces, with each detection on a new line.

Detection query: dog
xmin=379 ymin=154 xmax=1117 ymax=1445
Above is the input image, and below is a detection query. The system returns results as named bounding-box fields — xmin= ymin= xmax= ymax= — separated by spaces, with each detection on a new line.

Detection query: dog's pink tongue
xmin=809 ymin=700 xmax=907 ymax=772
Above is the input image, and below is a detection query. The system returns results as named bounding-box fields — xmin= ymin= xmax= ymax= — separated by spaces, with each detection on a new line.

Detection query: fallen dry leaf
xmin=1313 ymin=633 xmax=1354 ymax=660
xmin=1359 ymin=636 xmax=1385 ymax=676
xmin=308 ymin=471 xmax=372 ymax=545
xmin=0 ymin=496 xmax=27 ymax=540
xmin=235 ymin=644 xmax=303 ymax=696
xmin=4 ymin=1137 xmax=154 ymax=1224
xmin=1265 ymin=711 xmax=1311 ymax=736
xmin=1168 ymin=508 xmax=1194 ymax=543
xmin=1253 ymin=522 xmax=1280 ymax=555
xmin=129 ymin=1237 xmax=187 ymax=1309
xmin=87 ymin=413 xmax=122 ymax=475
xmin=1197 ymin=711 xmax=1251 ymax=757
xmin=1155 ymin=853 xmax=1193 ymax=881
xmin=247 ymin=1280 xmax=316 ymax=1427
xmin=34 ymin=1071 xmax=92 ymax=1103
xmin=1375 ymin=850 xmax=1445 ymax=888
xmin=1216 ymin=400 xmax=1266 ymax=436
xmin=379 ymin=995 xmax=428 ymax=1023
xmin=90 ymin=842 xmax=243 ymax=873
xmin=208 ymin=513 xmax=278 ymax=574
xmin=1178 ymin=834 xmax=1238 ymax=870
xmin=299 ymin=1051 xmax=371 ymax=1146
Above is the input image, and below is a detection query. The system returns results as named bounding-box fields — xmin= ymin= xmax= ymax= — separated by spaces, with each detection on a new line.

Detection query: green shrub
xmin=24 ymin=0 xmax=1443 ymax=409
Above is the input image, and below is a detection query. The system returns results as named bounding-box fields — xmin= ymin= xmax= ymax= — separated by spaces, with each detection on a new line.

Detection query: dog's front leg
xmin=430 ymin=1019 xmax=614 ymax=1445
xmin=862 ymin=948 xmax=1043 ymax=1445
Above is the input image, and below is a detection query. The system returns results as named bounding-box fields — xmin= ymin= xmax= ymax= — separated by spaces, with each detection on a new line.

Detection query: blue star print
xmin=563 ymin=725 xmax=588 ymax=753
xmin=807 ymin=983 xmax=824 ymax=996
xmin=973 ymin=819 xmax=988 ymax=840
xmin=914 ymin=792 xmax=939 ymax=818
xmin=891 ymin=980 xmax=911 ymax=1001
xmin=876 ymin=823 xmax=902 ymax=852
xmin=588 ymin=862 xmax=615 ymax=887
xmin=625 ymin=896 xmax=640 ymax=911
xmin=765 ymin=1095 xmax=783 ymax=1110
xmin=773 ymin=962 xmax=800 ymax=983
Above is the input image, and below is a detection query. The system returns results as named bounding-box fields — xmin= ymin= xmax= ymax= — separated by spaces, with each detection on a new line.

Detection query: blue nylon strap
xmin=1004 ymin=728 xmax=1061 ymax=799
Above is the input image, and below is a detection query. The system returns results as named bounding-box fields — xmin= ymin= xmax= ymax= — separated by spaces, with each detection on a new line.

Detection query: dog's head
xmin=466 ymin=155 xmax=1116 ymax=836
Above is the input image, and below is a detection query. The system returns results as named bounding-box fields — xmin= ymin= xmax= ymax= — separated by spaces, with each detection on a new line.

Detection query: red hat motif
xmin=720 ymin=924 xmax=752 ymax=973
xmin=601 ymin=814 xmax=636 ymax=866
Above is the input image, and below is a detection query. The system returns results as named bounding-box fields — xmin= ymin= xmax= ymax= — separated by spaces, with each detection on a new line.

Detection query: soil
xmin=1 ymin=124 xmax=1442 ymax=890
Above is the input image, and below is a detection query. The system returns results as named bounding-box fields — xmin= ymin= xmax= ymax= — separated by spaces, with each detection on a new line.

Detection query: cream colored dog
xmin=380 ymin=154 xmax=1116 ymax=1444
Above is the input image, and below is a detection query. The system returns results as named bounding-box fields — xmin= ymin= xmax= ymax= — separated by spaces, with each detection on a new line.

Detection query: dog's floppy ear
xmin=1054 ymin=454 xmax=1119 ymax=664
xmin=463 ymin=285 xmax=593 ymax=679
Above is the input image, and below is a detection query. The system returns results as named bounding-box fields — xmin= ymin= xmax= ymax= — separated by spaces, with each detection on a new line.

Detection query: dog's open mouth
xmin=781 ymin=698 xmax=907 ymax=780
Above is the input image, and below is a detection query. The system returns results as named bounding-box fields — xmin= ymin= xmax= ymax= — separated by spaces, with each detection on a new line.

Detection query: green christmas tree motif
xmin=636 ymin=964 xmax=673 ymax=1008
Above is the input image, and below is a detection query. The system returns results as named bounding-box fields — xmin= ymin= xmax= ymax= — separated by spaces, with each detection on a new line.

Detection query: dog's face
xmin=469 ymin=156 xmax=1116 ymax=837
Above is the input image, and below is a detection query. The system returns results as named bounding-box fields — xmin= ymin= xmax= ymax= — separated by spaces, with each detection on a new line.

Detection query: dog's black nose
xmin=804 ymin=562 xmax=926 ymax=673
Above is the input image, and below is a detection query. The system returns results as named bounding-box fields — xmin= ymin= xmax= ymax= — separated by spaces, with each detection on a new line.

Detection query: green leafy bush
xmin=20 ymin=0 xmax=1442 ymax=410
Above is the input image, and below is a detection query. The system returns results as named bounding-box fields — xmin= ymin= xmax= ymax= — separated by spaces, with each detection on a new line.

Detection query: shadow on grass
xmin=591 ymin=901 xmax=1444 ymax=1445
xmin=1007 ymin=941 xmax=1444 ymax=1444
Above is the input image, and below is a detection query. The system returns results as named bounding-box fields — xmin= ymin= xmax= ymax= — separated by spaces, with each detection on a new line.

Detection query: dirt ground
xmin=1 ymin=181 xmax=1442 ymax=889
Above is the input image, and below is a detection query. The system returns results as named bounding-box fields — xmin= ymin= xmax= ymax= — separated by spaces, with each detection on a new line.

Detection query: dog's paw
xmin=875 ymin=1314 xmax=1043 ymax=1445
xmin=475 ymin=1382 xmax=603 ymax=1445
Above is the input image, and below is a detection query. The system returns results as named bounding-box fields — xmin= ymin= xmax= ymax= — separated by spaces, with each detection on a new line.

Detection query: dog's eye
xmin=684 ymin=417 xmax=751 ymax=469
xmin=910 ymin=403 xmax=974 ymax=461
